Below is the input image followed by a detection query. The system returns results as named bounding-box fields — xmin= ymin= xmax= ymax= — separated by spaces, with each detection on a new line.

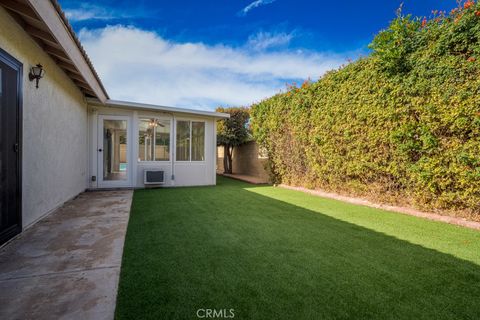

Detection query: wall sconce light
xmin=29 ymin=64 xmax=45 ymax=89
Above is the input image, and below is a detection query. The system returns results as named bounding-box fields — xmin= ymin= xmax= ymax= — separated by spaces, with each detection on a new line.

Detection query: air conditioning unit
xmin=144 ymin=169 xmax=165 ymax=185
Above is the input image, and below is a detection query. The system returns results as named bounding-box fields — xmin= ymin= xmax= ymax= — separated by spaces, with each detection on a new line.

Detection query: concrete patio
xmin=0 ymin=190 xmax=133 ymax=320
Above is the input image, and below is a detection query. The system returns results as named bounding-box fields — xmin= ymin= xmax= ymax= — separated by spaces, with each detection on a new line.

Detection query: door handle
xmin=13 ymin=143 xmax=19 ymax=153
xmin=98 ymin=148 xmax=103 ymax=152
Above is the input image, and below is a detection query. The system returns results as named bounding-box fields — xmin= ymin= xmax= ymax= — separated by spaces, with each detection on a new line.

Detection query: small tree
xmin=216 ymin=107 xmax=250 ymax=174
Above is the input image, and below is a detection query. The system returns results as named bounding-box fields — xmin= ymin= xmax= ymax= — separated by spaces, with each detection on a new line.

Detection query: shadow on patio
xmin=0 ymin=190 xmax=133 ymax=320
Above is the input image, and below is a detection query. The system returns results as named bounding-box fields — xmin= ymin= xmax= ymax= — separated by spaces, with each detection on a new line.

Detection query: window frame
xmin=137 ymin=117 xmax=172 ymax=163
xmin=175 ymin=119 xmax=206 ymax=163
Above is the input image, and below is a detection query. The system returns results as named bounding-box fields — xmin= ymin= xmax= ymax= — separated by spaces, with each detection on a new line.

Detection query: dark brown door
xmin=0 ymin=48 xmax=22 ymax=245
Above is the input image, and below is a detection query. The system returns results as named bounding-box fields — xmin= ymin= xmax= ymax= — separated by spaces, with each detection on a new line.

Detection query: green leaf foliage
xmin=250 ymin=2 xmax=480 ymax=214
xmin=216 ymin=107 xmax=251 ymax=147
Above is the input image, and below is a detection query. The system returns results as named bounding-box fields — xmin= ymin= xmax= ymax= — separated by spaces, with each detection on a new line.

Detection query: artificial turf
xmin=115 ymin=176 xmax=480 ymax=319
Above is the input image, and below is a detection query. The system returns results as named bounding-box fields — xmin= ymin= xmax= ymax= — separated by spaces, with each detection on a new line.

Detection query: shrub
xmin=250 ymin=2 xmax=480 ymax=214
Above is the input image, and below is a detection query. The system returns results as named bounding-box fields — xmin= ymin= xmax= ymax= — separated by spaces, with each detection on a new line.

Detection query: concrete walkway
xmin=0 ymin=190 xmax=133 ymax=320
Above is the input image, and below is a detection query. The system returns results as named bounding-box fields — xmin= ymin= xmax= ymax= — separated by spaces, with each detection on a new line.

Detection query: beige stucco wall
xmin=0 ymin=7 xmax=89 ymax=227
xmin=217 ymin=141 xmax=269 ymax=181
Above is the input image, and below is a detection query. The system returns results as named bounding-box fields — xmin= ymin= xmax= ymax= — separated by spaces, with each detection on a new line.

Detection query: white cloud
xmin=247 ymin=31 xmax=294 ymax=51
xmin=64 ymin=3 xmax=149 ymax=22
xmin=64 ymin=4 xmax=115 ymax=21
xmin=79 ymin=25 xmax=348 ymax=110
xmin=238 ymin=0 xmax=277 ymax=17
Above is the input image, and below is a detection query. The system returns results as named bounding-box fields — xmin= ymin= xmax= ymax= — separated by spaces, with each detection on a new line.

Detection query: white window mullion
xmin=144 ymin=136 xmax=148 ymax=161
xmin=189 ymin=121 xmax=192 ymax=161
xmin=153 ymin=123 xmax=156 ymax=161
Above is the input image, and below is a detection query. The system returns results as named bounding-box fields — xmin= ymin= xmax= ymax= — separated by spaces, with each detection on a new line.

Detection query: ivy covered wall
xmin=251 ymin=3 xmax=480 ymax=214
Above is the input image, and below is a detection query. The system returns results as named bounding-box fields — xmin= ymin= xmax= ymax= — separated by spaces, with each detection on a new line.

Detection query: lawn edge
xmin=279 ymin=184 xmax=480 ymax=231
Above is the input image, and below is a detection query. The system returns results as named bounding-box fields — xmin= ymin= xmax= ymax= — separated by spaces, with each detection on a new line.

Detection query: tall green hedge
xmin=250 ymin=3 xmax=480 ymax=213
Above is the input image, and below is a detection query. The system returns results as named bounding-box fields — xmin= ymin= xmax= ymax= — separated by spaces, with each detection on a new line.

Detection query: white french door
xmin=97 ymin=115 xmax=132 ymax=188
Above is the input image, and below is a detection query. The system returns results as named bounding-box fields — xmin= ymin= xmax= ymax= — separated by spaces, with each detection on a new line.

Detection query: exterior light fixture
xmin=148 ymin=118 xmax=158 ymax=128
xmin=29 ymin=64 xmax=45 ymax=88
xmin=148 ymin=118 xmax=165 ymax=128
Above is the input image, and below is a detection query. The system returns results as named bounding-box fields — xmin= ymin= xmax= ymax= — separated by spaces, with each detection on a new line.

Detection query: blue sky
xmin=59 ymin=0 xmax=459 ymax=110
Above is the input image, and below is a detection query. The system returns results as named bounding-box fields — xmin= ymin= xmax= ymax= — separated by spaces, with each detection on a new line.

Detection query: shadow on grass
xmin=116 ymin=177 xmax=480 ymax=320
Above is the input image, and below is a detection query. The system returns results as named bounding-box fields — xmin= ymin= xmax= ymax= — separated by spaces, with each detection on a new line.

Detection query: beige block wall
xmin=217 ymin=141 xmax=269 ymax=181
xmin=0 ymin=7 xmax=89 ymax=227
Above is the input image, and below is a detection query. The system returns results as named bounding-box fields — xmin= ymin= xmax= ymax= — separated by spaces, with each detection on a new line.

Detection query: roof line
xmin=49 ymin=0 xmax=109 ymax=99
xmin=87 ymin=98 xmax=230 ymax=118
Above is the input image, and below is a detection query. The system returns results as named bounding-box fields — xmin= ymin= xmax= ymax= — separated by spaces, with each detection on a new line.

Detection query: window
xmin=176 ymin=121 xmax=190 ymax=161
xmin=176 ymin=120 xmax=205 ymax=161
xmin=138 ymin=119 xmax=170 ymax=161
xmin=192 ymin=122 xmax=205 ymax=161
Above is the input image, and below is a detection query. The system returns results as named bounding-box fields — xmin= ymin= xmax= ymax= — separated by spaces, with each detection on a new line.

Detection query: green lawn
xmin=116 ymin=176 xmax=480 ymax=320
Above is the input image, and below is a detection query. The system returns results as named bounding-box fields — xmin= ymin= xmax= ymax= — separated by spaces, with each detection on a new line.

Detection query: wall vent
xmin=144 ymin=170 xmax=165 ymax=185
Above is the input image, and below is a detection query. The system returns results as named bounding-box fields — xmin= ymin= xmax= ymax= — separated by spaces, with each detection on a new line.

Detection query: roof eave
xmin=0 ymin=0 xmax=109 ymax=102
xmin=87 ymin=98 xmax=230 ymax=119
